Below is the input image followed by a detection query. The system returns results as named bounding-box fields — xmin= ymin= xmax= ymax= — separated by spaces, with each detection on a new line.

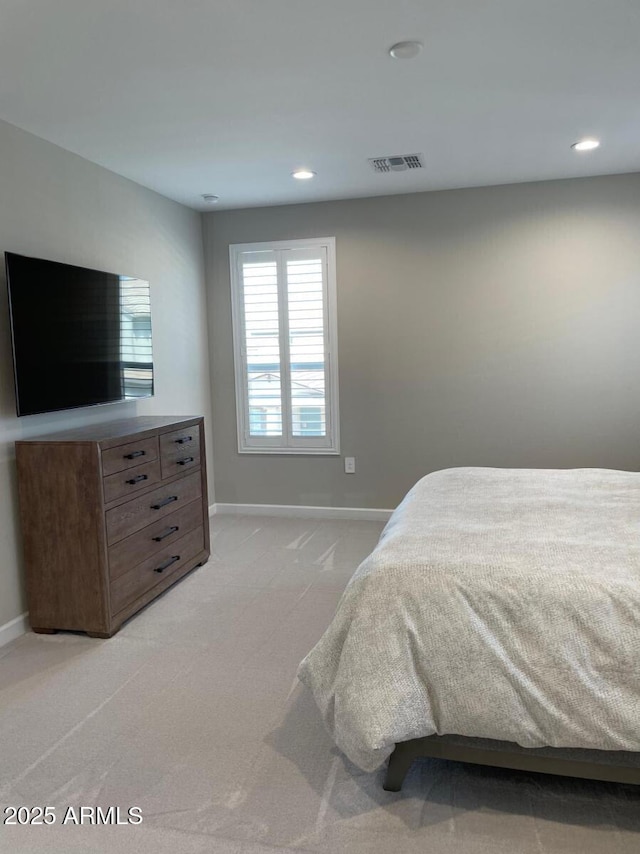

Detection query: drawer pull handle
xmin=124 ymin=450 xmax=146 ymax=460
xmin=152 ymin=526 xmax=179 ymax=542
xmin=126 ymin=474 xmax=148 ymax=485
xmin=176 ymin=457 xmax=195 ymax=466
xmin=154 ymin=555 xmax=180 ymax=573
xmin=175 ymin=436 xmax=193 ymax=444
xmin=151 ymin=495 xmax=178 ymax=510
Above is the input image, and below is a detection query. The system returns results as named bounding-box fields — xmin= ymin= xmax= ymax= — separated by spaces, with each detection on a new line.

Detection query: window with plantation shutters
xmin=230 ymin=237 xmax=339 ymax=454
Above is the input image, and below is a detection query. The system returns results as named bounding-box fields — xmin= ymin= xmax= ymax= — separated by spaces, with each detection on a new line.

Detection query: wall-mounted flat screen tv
xmin=5 ymin=252 xmax=154 ymax=417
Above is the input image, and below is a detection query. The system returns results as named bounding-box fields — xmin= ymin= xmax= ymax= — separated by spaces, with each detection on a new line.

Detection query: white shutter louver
xmin=287 ymin=251 xmax=326 ymax=438
xmin=241 ymin=252 xmax=282 ymax=437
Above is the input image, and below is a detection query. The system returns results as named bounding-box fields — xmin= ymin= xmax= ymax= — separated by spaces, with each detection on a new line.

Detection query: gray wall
xmin=0 ymin=118 xmax=213 ymax=630
xmin=205 ymin=173 xmax=640 ymax=509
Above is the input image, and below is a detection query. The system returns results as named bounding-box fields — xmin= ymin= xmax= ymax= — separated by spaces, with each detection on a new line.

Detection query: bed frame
xmin=383 ymin=734 xmax=640 ymax=791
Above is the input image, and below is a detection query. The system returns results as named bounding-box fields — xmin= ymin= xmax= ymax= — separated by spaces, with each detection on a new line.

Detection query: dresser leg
xmin=87 ymin=631 xmax=114 ymax=639
xmin=32 ymin=627 xmax=57 ymax=634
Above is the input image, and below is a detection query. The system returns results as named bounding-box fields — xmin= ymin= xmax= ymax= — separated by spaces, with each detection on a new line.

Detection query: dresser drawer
xmin=110 ymin=526 xmax=205 ymax=615
xmin=103 ymin=459 xmax=161 ymax=504
xmin=160 ymin=427 xmax=201 ymax=478
xmin=102 ymin=436 xmax=159 ymax=477
xmin=108 ymin=499 xmax=203 ymax=581
xmin=106 ymin=471 xmax=202 ymax=545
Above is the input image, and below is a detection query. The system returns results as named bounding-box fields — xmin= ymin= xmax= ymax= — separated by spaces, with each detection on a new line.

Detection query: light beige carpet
xmin=0 ymin=514 xmax=638 ymax=853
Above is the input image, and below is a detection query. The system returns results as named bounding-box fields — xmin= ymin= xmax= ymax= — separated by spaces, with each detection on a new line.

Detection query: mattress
xmin=297 ymin=467 xmax=640 ymax=772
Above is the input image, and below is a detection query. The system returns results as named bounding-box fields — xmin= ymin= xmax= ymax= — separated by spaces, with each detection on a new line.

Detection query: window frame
xmin=229 ymin=236 xmax=340 ymax=455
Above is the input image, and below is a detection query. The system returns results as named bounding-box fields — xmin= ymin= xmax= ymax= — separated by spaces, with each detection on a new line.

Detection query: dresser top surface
xmin=16 ymin=416 xmax=203 ymax=447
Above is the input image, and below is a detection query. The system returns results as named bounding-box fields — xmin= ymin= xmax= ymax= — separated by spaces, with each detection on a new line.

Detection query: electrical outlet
xmin=344 ymin=456 xmax=356 ymax=474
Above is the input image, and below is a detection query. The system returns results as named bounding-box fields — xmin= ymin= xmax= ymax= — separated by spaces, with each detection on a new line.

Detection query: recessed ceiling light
xmin=571 ymin=139 xmax=600 ymax=152
xmin=389 ymin=41 xmax=423 ymax=60
xmin=292 ymin=169 xmax=316 ymax=180
xmin=201 ymin=194 xmax=219 ymax=204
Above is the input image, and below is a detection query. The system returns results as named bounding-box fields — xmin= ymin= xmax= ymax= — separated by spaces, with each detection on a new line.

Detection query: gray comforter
xmin=297 ymin=467 xmax=640 ymax=771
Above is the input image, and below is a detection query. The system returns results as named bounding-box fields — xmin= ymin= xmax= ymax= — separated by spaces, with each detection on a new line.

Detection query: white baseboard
xmin=0 ymin=612 xmax=29 ymax=648
xmin=209 ymin=502 xmax=392 ymax=522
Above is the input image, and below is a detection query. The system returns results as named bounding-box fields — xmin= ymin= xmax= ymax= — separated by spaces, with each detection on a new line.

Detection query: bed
xmin=297 ymin=467 xmax=640 ymax=790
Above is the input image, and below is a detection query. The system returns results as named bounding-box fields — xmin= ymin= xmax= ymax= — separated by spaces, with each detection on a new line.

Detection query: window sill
xmin=238 ymin=447 xmax=340 ymax=456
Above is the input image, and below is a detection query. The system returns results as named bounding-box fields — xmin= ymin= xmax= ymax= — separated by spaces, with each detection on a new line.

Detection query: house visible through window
xmin=230 ymin=237 xmax=339 ymax=454
xmin=249 ymin=406 xmax=268 ymax=436
xmin=294 ymin=406 xmax=324 ymax=437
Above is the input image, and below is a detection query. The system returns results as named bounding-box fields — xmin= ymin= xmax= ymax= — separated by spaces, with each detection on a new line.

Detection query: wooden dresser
xmin=15 ymin=416 xmax=210 ymax=638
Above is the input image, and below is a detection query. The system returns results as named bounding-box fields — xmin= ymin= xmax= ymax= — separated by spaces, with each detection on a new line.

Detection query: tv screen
xmin=5 ymin=253 xmax=153 ymax=417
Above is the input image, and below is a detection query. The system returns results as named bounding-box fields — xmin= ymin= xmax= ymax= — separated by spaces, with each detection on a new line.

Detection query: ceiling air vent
xmin=369 ymin=153 xmax=424 ymax=173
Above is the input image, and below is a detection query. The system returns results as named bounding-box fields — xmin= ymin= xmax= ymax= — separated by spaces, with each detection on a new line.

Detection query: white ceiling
xmin=0 ymin=0 xmax=638 ymax=211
